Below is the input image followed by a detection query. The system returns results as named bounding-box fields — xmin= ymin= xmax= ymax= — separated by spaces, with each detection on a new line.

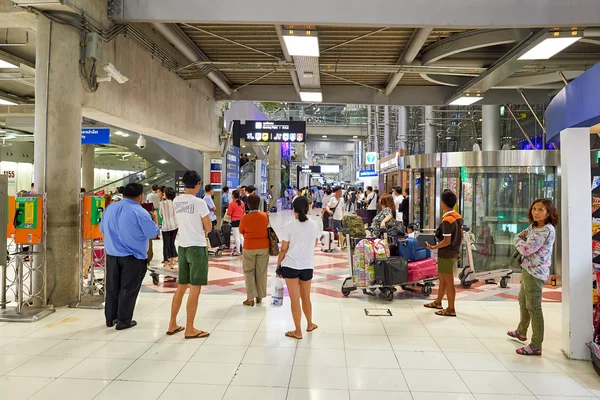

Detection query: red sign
xmin=210 ymin=171 xmax=222 ymax=185
xmin=94 ymin=190 xmax=105 ymax=196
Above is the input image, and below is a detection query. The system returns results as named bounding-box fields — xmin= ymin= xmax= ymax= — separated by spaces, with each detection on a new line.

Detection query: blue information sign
xmin=359 ymin=169 xmax=378 ymax=178
xmin=225 ymin=146 xmax=240 ymax=189
xmin=81 ymin=128 xmax=111 ymax=144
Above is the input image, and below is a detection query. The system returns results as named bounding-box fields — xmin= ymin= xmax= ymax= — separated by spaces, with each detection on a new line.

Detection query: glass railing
xmin=90 ymin=166 xmax=163 ymax=195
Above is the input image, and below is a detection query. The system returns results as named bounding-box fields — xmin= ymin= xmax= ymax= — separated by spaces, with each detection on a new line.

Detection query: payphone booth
xmin=71 ymin=195 xmax=105 ymax=309
xmin=0 ymin=192 xmax=55 ymax=322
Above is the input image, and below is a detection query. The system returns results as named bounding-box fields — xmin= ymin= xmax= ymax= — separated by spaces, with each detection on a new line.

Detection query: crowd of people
xmin=99 ymin=174 xmax=557 ymax=356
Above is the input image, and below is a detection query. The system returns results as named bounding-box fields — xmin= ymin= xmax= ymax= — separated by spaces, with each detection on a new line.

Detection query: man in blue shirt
xmin=221 ymin=186 xmax=230 ymax=217
xmin=101 ymin=183 xmax=160 ymax=330
xmin=203 ymin=184 xmax=218 ymax=228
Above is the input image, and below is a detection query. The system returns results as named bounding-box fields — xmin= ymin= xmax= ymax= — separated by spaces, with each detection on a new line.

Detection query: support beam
xmin=397 ymin=106 xmax=408 ymax=150
xmin=385 ymin=28 xmax=432 ymax=96
xmin=561 ymin=127 xmax=593 ymax=360
xmin=383 ymin=106 xmax=390 ymax=156
xmin=110 ymin=0 xmax=600 ymax=28
xmin=274 ymin=25 xmax=300 ymax=95
xmin=424 ymin=106 xmax=436 ymax=154
xmin=482 ymin=105 xmax=500 ymax=151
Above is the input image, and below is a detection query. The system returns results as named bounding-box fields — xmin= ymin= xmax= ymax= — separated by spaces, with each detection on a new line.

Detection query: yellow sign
xmin=24 ymin=202 xmax=34 ymax=225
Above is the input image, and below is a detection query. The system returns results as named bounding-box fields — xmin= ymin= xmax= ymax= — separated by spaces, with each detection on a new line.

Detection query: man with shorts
xmin=326 ymin=186 xmax=346 ymax=250
xmin=424 ymin=190 xmax=463 ymax=317
xmin=167 ymin=171 xmax=213 ymax=338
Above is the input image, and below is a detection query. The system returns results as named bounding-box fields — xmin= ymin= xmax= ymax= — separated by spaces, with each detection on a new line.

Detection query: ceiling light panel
xmin=449 ymin=96 xmax=484 ymax=106
xmin=300 ymin=91 xmax=322 ymax=102
xmin=0 ymin=60 xmax=18 ymax=69
xmin=0 ymin=99 xmax=18 ymax=106
xmin=518 ymin=36 xmax=581 ymax=60
xmin=283 ymin=30 xmax=320 ymax=57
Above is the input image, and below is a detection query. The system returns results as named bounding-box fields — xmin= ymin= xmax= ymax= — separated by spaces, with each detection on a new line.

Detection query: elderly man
xmin=101 ymin=183 xmax=160 ymax=330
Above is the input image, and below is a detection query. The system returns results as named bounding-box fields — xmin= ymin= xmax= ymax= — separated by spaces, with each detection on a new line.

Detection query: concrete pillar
xmin=482 ymin=105 xmax=501 ymax=151
xmin=424 ymin=106 xmax=436 ymax=154
xmin=34 ymin=17 xmax=84 ymax=306
xmin=397 ymin=106 xmax=408 ymax=150
xmin=202 ymin=151 xmax=222 ymax=221
xmin=383 ymin=106 xmax=390 ymax=156
xmin=374 ymin=106 xmax=380 ymax=156
xmin=561 ymin=127 xmax=593 ymax=360
xmin=367 ymin=106 xmax=373 ymax=153
xmin=82 ymin=145 xmax=95 ymax=192
xmin=268 ymin=142 xmax=281 ymax=200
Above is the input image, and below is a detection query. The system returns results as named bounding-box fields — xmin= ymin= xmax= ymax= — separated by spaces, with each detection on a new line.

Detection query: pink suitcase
xmin=407 ymin=258 xmax=437 ymax=282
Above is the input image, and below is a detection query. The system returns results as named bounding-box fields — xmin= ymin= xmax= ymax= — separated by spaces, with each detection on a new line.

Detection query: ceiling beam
xmin=110 ymin=0 xmax=600 ymax=28
xmin=220 ymin=84 xmax=553 ymax=106
xmin=385 ymin=28 xmax=432 ymax=96
xmin=274 ymin=25 xmax=300 ymax=94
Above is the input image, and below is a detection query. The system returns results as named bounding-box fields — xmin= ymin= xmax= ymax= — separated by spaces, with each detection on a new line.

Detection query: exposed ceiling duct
xmin=385 ymin=28 xmax=433 ymax=96
xmin=152 ymin=23 xmax=233 ymax=95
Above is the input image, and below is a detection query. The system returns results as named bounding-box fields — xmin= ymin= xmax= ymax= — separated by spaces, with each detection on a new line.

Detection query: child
xmin=407 ymin=224 xmax=416 ymax=238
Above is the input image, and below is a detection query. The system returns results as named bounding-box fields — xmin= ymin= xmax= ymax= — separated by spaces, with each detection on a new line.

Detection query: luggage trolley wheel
xmin=215 ymin=249 xmax=223 ymax=258
xmin=500 ymin=277 xmax=508 ymax=288
xmin=341 ymin=277 xmax=355 ymax=297
xmin=421 ymin=285 xmax=432 ymax=296
xmin=383 ymin=289 xmax=394 ymax=302
xmin=151 ymin=273 xmax=159 ymax=286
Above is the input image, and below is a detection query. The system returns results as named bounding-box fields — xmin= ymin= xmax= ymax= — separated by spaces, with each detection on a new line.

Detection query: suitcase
xmin=407 ymin=258 xmax=438 ymax=282
xmin=389 ymin=243 xmax=399 ymax=257
xmin=221 ymin=222 xmax=232 ymax=248
xmin=352 ymin=238 xmax=389 ymax=287
xmin=320 ymin=230 xmax=334 ymax=253
xmin=325 ymin=227 xmax=339 ymax=240
xmin=374 ymin=256 xmax=409 ymax=286
xmin=416 ymin=234 xmax=436 ymax=249
xmin=270 ymin=206 xmax=277 ymax=213
xmin=398 ymin=238 xmax=431 ymax=262
xmin=356 ymin=209 xmax=370 ymax=225
xmin=208 ymin=230 xmax=225 ymax=248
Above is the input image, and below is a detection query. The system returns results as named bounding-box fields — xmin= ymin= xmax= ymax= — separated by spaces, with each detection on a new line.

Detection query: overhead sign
xmin=210 ymin=158 xmax=222 ymax=192
xmin=365 ymin=152 xmax=378 ymax=165
xmin=225 ymin=146 xmax=240 ymax=189
xmin=380 ymin=157 xmax=398 ymax=171
xmin=240 ymin=120 xmax=306 ymax=143
xmin=81 ymin=128 xmax=110 ymax=144
xmin=321 ymin=165 xmax=340 ymax=174
xmin=359 ymin=169 xmax=378 ymax=178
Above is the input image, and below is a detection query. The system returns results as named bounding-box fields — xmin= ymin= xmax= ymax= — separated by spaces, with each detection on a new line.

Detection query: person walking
xmin=160 ymin=187 xmax=179 ymax=272
xmin=276 ymin=196 xmax=320 ymax=339
xmin=221 ymin=186 xmax=230 ymax=218
xmin=239 ymin=193 xmax=270 ymax=306
xmin=227 ymin=190 xmax=246 ymax=256
xmin=101 ymin=183 xmax=160 ymax=330
xmin=508 ymin=199 xmax=558 ymax=356
xmin=424 ymin=190 xmax=463 ymax=317
xmin=321 ymin=188 xmax=333 ymax=229
xmin=326 ymin=186 xmax=346 ymax=250
xmin=365 ymin=186 xmax=378 ymax=224
xmin=167 ymin=171 xmax=212 ymax=339
xmin=203 ymin=184 xmax=218 ymax=229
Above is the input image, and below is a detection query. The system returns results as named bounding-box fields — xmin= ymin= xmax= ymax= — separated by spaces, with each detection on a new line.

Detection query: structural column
xmin=397 ymin=106 xmax=408 ymax=150
xmin=202 ymin=151 xmax=222 ymax=218
xmin=424 ymin=106 xmax=436 ymax=154
xmin=383 ymin=106 xmax=390 ymax=156
xmin=482 ymin=105 xmax=501 ymax=151
xmin=268 ymin=142 xmax=281 ymax=200
xmin=81 ymin=145 xmax=95 ymax=192
xmin=561 ymin=127 xmax=593 ymax=360
xmin=374 ymin=106 xmax=380 ymax=156
xmin=34 ymin=17 xmax=84 ymax=306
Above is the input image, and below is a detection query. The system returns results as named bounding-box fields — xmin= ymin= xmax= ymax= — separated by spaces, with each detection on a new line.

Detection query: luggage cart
xmin=459 ymin=225 xmax=513 ymax=289
xmin=148 ymin=265 xmax=178 ymax=286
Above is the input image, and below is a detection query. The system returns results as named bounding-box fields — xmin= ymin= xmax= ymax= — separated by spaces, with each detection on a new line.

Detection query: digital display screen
xmin=240 ymin=121 xmax=306 ymax=143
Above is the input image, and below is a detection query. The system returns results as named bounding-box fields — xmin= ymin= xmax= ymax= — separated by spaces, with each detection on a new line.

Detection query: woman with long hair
xmin=276 ymin=196 xmax=321 ymax=339
xmin=160 ymin=187 xmax=179 ymax=270
xmin=370 ymin=194 xmax=397 ymax=236
xmin=227 ymin=189 xmax=246 ymax=256
xmin=508 ymin=198 xmax=558 ymax=356
xmin=239 ymin=193 xmax=270 ymax=306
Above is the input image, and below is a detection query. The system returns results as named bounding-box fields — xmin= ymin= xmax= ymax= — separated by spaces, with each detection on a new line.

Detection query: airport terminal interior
xmin=1 ymin=0 xmax=600 ymax=399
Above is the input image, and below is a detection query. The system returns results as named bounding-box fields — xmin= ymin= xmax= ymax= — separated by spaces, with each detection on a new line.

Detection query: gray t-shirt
xmin=146 ymin=192 xmax=160 ymax=210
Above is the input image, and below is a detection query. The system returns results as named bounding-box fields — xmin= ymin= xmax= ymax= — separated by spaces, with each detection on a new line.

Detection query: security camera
xmin=136 ymin=135 xmax=147 ymax=149
xmin=102 ymin=63 xmax=129 ymax=84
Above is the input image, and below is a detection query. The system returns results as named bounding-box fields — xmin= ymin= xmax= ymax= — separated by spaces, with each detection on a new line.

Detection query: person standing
xmin=167 ymin=171 xmax=212 ymax=339
xmin=239 ymin=194 xmax=270 ymax=306
xmin=146 ymin=184 xmax=161 ymax=210
xmin=240 ymin=186 xmax=248 ymax=212
xmin=221 ymin=186 xmax=230 ymax=218
xmin=393 ymin=187 xmax=405 ymax=222
xmin=326 ymin=186 xmax=346 ymax=250
xmin=321 ymin=188 xmax=333 ymax=229
xmin=424 ymin=190 xmax=463 ymax=317
xmin=276 ymin=196 xmax=320 ymax=339
xmin=203 ymin=184 xmax=218 ymax=229
xmin=227 ymin=190 xmax=246 ymax=256
xmin=365 ymin=186 xmax=378 ymax=224
xmin=508 ymin=199 xmax=558 ymax=356
xmin=267 ymin=185 xmax=275 ymax=210
xmin=399 ymin=188 xmax=410 ymax=227
xmin=160 ymin=187 xmax=179 ymax=271
xmin=101 ymin=183 xmax=160 ymax=330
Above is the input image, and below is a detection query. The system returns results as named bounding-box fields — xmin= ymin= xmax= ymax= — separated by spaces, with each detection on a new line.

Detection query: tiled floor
xmin=0 ymin=293 xmax=598 ymax=400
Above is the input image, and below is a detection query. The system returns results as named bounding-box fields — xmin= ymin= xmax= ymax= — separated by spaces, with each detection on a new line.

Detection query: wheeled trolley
xmin=148 ymin=265 xmax=179 ymax=286
xmin=459 ymin=226 xmax=513 ymax=289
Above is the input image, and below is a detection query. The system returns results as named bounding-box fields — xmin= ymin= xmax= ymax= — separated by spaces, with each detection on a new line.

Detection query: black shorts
xmin=281 ymin=267 xmax=313 ymax=281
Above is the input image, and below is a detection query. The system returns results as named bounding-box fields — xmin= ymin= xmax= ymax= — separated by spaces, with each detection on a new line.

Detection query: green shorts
xmin=437 ymin=257 xmax=457 ymax=275
xmin=178 ymin=246 xmax=209 ymax=286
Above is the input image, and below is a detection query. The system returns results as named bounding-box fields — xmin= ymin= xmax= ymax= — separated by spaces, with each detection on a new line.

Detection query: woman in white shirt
xmin=276 ymin=196 xmax=321 ymax=340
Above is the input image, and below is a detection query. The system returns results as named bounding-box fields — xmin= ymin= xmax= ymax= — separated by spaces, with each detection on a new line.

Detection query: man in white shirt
xmin=365 ymin=186 xmax=378 ymax=224
xmin=167 ymin=171 xmax=212 ymax=339
xmin=146 ymin=184 xmax=161 ymax=210
xmin=393 ymin=187 xmax=405 ymax=222
xmin=203 ymin=184 xmax=218 ymax=229
xmin=326 ymin=186 xmax=346 ymax=249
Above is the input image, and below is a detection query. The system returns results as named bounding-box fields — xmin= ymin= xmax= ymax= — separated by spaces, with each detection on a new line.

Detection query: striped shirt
xmin=160 ymin=199 xmax=178 ymax=232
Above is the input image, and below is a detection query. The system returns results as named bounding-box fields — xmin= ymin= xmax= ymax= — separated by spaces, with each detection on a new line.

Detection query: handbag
xmin=267 ymin=215 xmax=280 ymax=256
xmin=223 ymin=213 xmax=232 ymax=223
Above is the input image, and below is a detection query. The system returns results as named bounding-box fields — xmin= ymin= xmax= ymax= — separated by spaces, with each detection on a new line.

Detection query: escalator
xmin=90 ymin=165 xmax=172 ymax=196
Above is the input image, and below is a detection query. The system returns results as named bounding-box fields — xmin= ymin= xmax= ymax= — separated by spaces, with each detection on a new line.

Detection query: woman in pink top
xmin=227 ymin=190 xmax=246 ymax=256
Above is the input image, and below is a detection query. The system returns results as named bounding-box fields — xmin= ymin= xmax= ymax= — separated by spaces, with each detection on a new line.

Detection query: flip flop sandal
xmin=507 ymin=330 xmax=527 ymax=341
xmin=243 ymin=300 xmax=255 ymax=306
xmin=166 ymin=326 xmax=184 ymax=336
xmin=307 ymin=324 xmax=318 ymax=332
xmin=185 ymin=331 xmax=210 ymax=339
xmin=255 ymin=298 xmax=262 ymax=304
xmin=435 ymin=309 xmax=457 ymax=317
xmin=285 ymin=331 xmax=302 ymax=340
xmin=424 ymin=302 xmax=443 ymax=310
xmin=516 ymin=345 xmax=542 ymax=356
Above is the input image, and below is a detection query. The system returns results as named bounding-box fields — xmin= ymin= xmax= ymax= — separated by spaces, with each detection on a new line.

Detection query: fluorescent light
xmin=0 ymin=60 xmax=17 ymax=69
xmin=283 ymin=30 xmax=319 ymax=56
xmin=242 ymin=145 xmax=246 ymax=148
xmin=121 ymin=133 xmax=129 ymax=137
xmin=144 ymin=183 xmax=149 ymax=186
xmin=114 ymin=131 xmax=124 ymax=136
xmin=300 ymin=91 xmax=322 ymax=102
xmin=0 ymin=99 xmax=18 ymax=106
xmin=449 ymin=96 xmax=484 ymax=106
xmin=519 ymin=36 xmax=581 ymax=60
xmin=322 ymin=135 xmax=328 ymax=138
xmin=352 ymin=135 xmax=358 ymax=139
xmin=158 ymin=159 xmax=167 ymax=164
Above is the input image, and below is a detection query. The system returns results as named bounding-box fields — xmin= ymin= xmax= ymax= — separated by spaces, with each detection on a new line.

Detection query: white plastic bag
xmin=270 ymin=277 xmax=285 ymax=307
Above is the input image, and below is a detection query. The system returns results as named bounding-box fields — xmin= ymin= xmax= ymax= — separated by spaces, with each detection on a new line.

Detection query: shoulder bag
xmin=267 ymin=214 xmax=280 ymax=256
